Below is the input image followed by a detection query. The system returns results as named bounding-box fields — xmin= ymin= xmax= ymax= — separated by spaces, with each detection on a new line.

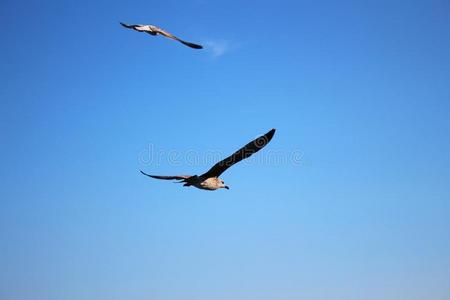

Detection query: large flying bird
xmin=141 ymin=129 xmax=276 ymax=191
xmin=120 ymin=22 xmax=203 ymax=49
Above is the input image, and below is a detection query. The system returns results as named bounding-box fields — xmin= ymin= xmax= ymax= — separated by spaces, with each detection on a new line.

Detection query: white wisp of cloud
xmin=204 ymin=40 xmax=230 ymax=58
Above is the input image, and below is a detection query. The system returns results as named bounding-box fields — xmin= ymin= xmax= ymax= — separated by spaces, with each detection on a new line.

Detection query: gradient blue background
xmin=1 ymin=0 xmax=450 ymax=299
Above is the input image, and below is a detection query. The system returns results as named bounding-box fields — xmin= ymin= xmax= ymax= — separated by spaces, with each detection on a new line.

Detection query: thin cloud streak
xmin=204 ymin=40 xmax=230 ymax=58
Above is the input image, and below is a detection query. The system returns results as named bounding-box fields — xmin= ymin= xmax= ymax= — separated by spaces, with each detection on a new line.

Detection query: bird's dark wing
xmin=153 ymin=27 xmax=175 ymax=38
xmin=177 ymin=39 xmax=203 ymax=49
xmin=200 ymin=129 xmax=276 ymax=178
xmin=140 ymin=170 xmax=191 ymax=181
xmin=120 ymin=22 xmax=139 ymax=29
xmin=154 ymin=27 xmax=203 ymax=49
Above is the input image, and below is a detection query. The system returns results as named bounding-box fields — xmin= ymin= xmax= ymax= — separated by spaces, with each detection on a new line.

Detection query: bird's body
xmin=126 ymin=24 xmax=157 ymax=33
xmin=140 ymin=129 xmax=276 ymax=191
xmin=120 ymin=22 xmax=203 ymax=49
xmin=191 ymin=176 xmax=226 ymax=191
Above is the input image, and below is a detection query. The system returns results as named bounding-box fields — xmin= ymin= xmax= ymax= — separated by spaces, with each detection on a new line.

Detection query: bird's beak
xmin=224 ymin=186 xmax=229 ymax=190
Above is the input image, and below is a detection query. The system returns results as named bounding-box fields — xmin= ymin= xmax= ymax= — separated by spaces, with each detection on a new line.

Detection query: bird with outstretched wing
xmin=140 ymin=129 xmax=276 ymax=190
xmin=120 ymin=22 xmax=203 ymax=49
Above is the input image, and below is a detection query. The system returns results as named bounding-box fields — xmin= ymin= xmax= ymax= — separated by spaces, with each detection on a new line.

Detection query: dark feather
xmin=140 ymin=170 xmax=191 ymax=181
xmin=178 ymin=39 xmax=203 ymax=49
xmin=200 ymin=129 xmax=276 ymax=178
xmin=120 ymin=22 xmax=137 ymax=29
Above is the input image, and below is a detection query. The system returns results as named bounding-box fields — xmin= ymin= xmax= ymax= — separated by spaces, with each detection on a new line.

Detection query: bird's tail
xmin=180 ymin=175 xmax=199 ymax=186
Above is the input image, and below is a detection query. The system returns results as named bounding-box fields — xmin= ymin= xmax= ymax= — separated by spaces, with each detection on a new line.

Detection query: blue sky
xmin=1 ymin=0 xmax=450 ymax=299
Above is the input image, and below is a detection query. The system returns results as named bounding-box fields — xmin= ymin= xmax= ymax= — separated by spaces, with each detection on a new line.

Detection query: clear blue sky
xmin=1 ymin=0 xmax=450 ymax=299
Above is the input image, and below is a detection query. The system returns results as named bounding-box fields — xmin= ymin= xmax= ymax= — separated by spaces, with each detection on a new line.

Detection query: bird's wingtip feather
xmin=267 ymin=128 xmax=276 ymax=138
xmin=140 ymin=170 xmax=151 ymax=177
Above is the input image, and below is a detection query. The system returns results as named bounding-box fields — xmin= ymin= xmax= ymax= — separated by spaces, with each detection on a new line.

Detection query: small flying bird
xmin=140 ymin=129 xmax=276 ymax=191
xmin=120 ymin=22 xmax=203 ymax=49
